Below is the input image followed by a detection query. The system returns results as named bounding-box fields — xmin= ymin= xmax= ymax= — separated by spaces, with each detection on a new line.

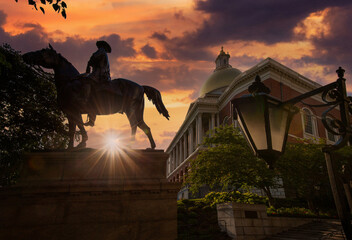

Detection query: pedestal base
xmin=0 ymin=149 xmax=180 ymax=240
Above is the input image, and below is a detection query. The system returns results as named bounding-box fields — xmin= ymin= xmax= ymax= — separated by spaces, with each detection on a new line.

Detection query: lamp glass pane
xmin=237 ymin=117 xmax=255 ymax=153
xmin=238 ymin=97 xmax=267 ymax=150
xmin=269 ymin=105 xmax=288 ymax=152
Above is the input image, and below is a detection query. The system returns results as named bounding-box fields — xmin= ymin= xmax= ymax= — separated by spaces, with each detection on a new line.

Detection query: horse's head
xmin=23 ymin=44 xmax=61 ymax=69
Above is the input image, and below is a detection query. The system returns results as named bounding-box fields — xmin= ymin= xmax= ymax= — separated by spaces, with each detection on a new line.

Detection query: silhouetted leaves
xmin=15 ymin=0 xmax=68 ymax=18
xmin=0 ymin=44 xmax=69 ymax=187
xmin=61 ymin=8 xmax=66 ymax=18
xmin=52 ymin=3 xmax=60 ymax=12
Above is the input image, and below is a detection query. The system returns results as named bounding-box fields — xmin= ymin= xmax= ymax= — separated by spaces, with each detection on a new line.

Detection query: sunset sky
xmin=1 ymin=0 xmax=352 ymax=150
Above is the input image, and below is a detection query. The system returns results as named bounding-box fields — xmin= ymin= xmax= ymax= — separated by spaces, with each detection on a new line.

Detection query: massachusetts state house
xmin=166 ymin=47 xmax=341 ymax=199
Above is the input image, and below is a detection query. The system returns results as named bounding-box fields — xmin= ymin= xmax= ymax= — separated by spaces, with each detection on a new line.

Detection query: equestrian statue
xmin=23 ymin=42 xmax=170 ymax=150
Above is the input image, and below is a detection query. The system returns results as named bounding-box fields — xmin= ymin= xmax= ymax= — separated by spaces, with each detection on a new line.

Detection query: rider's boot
xmin=84 ymin=113 xmax=96 ymax=127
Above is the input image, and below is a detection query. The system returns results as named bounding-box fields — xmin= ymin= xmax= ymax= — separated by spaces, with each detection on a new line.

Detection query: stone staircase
xmin=264 ymin=220 xmax=345 ymax=240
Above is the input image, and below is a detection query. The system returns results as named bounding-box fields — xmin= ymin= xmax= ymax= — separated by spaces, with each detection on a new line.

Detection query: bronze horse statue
xmin=23 ymin=44 xmax=169 ymax=149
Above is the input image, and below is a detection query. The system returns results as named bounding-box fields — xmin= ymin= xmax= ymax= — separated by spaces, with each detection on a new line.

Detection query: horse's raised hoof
xmin=84 ymin=121 xmax=94 ymax=127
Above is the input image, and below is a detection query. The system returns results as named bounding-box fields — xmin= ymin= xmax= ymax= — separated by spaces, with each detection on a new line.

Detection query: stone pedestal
xmin=0 ymin=149 xmax=180 ymax=240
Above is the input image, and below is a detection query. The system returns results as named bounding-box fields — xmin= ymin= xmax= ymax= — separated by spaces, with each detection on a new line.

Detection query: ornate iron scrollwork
xmin=321 ymin=67 xmax=352 ymax=151
xmin=284 ymin=67 xmax=351 ymax=151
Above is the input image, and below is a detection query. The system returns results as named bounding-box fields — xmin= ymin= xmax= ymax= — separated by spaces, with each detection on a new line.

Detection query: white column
xmin=179 ymin=141 xmax=183 ymax=165
xmin=188 ymin=125 xmax=194 ymax=154
xmin=175 ymin=144 xmax=179 ymax=167
xmin=197 ymin=113 xmax=203 ymax=145
xmin=211 ymin=113 xmax=216 ymax=130
xmin=167 ymin=158 xmax=170 ymax=175
xmin=171 ymin=149 xmax=173 ymax=170
xmin=172 ymin=147 xmax=176 ymax=170
xmin=183 ymin=134 xmax=187 ymax=160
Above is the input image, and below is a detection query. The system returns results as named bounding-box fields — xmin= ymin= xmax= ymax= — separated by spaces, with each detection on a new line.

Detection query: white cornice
xmin=218 ymin=58 xmax=324 ymax=110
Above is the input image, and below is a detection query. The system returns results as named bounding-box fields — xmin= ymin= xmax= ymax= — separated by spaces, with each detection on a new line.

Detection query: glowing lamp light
xmin=232 ymin=76 xmax=298 ymax=167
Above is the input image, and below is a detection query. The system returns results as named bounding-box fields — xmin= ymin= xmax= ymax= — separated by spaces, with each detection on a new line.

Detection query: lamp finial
xmin=248 ymin=75 xmax=270 ymax=94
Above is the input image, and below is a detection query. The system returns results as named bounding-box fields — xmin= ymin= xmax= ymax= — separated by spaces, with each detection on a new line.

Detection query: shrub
xmin=204 ymin=191 xmax=268 ymax=207
xmin=267 ymin=206 xmax=335 ymax=218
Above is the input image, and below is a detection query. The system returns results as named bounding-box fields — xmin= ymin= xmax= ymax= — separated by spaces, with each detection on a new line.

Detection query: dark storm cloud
xmin=174 ymin=10 xmax=186 ymax=21
xmin=118 ymin=64 xmax=209 ymax=94
xmin=153 ymin=0 xmax=351 ymax=61
xmin=141 ymin=43 xmax=157 ymax=59
xmin=150 ymin=31 xmax=169 ymax=41
xmin=0 ymin=10 xmax=136 ymax=72
xmin=300 ymin=6 xmax=352 ymax=73
xmin=230 ymin=55 xmax=264 ymax=69
xmin=151 ymin=29 xmax=214 ymax=61
xmin=0 ymin=10 xmax=6 ymax=26
xmin=193 ymin=0 xmax=350 ymax=44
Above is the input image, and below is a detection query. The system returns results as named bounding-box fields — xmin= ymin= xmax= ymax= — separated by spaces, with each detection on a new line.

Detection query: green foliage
xmin=186 ymin=125 xmax=277 ymax=199
xmin=267 ymin=206 xmax=335 ymax=218
xmin=15 ymin=0 xmax=68 ymax=18
xmin=203 ymin=191 xmax=268 ymax=207
xmin=276 ymin=140 xmax=332 ymax=210
xmin=335 ymin=145 xmax=352 ymax=171
xmin=177 ymin=195 xmax=336 ymax=239
xmin=0 ymin=44 xmax=68 ymax=186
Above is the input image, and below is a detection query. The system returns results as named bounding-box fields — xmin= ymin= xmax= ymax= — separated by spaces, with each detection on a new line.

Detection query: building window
xmin=302 ymin=108 xmax=317 ymax=137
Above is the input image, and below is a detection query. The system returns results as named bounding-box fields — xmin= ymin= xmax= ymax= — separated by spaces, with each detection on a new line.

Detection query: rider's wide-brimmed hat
xmin=96 ymin=40 xmax=112 ymax=53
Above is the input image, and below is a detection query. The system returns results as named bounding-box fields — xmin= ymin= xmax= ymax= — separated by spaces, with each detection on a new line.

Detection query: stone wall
xmin=217 ymin=202 xmax=313 ymax=240
xmin=0 ymin=149 xmax=180 ymax=240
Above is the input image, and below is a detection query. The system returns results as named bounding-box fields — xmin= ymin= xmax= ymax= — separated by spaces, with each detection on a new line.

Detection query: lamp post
xmin=232 ymin=68 xmax=352 ymax=238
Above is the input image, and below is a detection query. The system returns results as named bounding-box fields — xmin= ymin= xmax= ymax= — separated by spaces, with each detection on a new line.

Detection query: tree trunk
xmin=263 ymin=187 xmax=275 ymax=207
xmin=307 ymin=197 xmax=316 ymax=213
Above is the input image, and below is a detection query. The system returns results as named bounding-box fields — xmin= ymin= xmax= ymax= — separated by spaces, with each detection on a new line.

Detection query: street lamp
xmin=232 ymin=68 xmax=352 ymax=238
xmin=233 ymin=76 xmax=298 ymax=167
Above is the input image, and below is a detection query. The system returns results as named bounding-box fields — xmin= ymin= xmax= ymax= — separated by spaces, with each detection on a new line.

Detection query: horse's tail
xmin=143 ymin=86 xmax=170 ymax=120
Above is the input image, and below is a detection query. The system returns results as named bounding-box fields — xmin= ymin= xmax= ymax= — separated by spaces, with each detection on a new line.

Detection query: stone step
xmin=265 ymin=220 xmax=345 ymax=240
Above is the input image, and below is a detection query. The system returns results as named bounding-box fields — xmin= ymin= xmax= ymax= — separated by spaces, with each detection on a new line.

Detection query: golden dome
xmin=199 ymin=47 xmax=241 ymax=97
xmin=199 ymin=67 xmax=241 ymax=97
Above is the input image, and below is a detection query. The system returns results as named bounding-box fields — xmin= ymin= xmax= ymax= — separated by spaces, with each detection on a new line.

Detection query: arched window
xmin=302 ymin=108 xmax=317 ymax=137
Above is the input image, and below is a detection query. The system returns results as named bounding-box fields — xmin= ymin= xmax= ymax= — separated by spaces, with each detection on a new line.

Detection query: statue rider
xmin=82 ymin=40 xmax=120 ymax=127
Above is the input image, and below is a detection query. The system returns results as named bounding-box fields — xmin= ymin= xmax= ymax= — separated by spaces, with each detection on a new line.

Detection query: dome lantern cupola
xmin=215 ymin=46 xmax=231 ymax=71
xmin=199 ymin=47 xmax=241 ymax=97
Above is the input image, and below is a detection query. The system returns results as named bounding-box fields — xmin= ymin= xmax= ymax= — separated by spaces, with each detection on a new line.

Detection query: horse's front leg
xmin=67 ymin=120 xmax=76 ymax=150
xmin=76 ymin=115 xmax=88 ymax=149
